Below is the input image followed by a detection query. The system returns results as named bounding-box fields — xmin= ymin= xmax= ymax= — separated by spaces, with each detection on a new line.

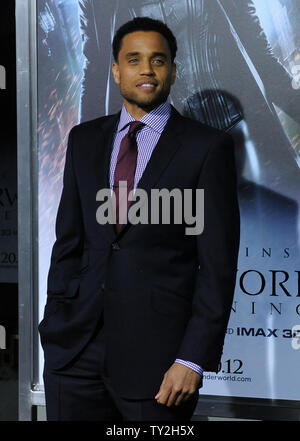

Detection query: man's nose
xmin=139 ymin=59 xmax=154 ymax=75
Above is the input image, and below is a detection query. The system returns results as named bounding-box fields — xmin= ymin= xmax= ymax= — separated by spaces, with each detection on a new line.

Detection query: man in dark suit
xmin=39 ymin=17 xmax=240 ymax=421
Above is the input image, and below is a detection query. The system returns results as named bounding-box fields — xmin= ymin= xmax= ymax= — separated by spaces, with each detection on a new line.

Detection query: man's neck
xmin=123 ymin=100 xmax=167 ymax=120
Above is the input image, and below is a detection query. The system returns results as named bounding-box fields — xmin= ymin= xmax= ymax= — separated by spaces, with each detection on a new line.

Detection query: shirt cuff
xmin=175 ymin=358 xmax=203 ymax=376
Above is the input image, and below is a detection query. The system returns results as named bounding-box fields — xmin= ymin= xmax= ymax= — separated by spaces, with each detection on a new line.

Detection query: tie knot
xmin=127 ymin=121 xmax=144 ymax=137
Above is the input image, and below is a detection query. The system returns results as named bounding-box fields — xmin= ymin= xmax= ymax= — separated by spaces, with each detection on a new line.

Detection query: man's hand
xmin=155 ymin=362 xmax=202 ymax=407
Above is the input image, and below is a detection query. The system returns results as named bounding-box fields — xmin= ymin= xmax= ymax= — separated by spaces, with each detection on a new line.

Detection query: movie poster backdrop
xmin=37 ymin=0 xmax=300 ymax=400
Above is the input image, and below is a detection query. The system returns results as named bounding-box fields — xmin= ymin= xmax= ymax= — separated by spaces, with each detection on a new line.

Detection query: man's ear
xmin=171 ymin=63 xmax=176 ymax=85
xmin=112 ymin=62 xmax=120 ymax=85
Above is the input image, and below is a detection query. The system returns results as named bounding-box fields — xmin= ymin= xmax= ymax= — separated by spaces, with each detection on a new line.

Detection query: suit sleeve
xmin=46 ymin=126 xmax=85 ymax=296
xmin=176 ymin=133 xmax=240 ymax=372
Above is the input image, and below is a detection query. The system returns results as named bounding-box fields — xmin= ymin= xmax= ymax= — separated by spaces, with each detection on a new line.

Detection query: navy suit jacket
xmin=38 ymin=105 xmax=240 ymax=399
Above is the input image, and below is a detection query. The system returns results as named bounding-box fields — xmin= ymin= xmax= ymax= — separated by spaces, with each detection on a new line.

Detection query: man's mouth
xmin=136 ymin=81 xmax=158 ymax=91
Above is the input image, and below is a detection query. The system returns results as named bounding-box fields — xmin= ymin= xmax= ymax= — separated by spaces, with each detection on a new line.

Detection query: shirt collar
xmin=117 ymin=101 xmax=171 ymax=134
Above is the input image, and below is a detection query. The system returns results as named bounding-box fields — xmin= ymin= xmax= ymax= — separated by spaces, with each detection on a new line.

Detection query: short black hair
xmin=112 ymin=17 xmax=177 ymax=62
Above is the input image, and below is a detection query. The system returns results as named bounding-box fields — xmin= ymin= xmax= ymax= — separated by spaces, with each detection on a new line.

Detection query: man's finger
xmin=155 ymin=386 xmax=171 ymax=405
xmin=174 ymin=389 xmax=191 ymax=406
xmin=166 ymin=388 xmax=182 ymax=407
xmin=155 ymin=379 xmax=166 ymax=400
xmin=177 ymin=391 xmax=191 ymax=405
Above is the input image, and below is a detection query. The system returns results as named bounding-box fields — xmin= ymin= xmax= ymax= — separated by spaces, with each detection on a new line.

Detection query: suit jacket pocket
xmin=42 ymin=297 xmax=63 ymax=320
xmin=62 ymin=276 xmax=81 ymax=298
xmin=48 ymin=276 xmax=81 ymax=300
xmin=40 ymin=277 xmax=81 ymax=333
xmin=150 ymin=285 xmax=192 ymax=317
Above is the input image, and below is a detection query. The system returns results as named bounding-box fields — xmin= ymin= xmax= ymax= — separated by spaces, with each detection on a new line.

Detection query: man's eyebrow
xmin=151 ymin=52 xmax=168 ymax=59
xmin=125 ymin=51 xmax=168 ymax=59
xmin=125 ymin=52 xmax=140 ymax=58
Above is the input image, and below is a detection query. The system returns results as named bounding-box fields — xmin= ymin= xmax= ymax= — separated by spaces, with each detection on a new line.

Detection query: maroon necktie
xmin=113 ymin=121 xmax=144 ymax=233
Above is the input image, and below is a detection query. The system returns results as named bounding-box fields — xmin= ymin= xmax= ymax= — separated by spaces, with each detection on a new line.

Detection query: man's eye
xmin=129 ymin=59 xmax=138 ymax=63
xmin=153 ymin=59 xmax=164 ymax=65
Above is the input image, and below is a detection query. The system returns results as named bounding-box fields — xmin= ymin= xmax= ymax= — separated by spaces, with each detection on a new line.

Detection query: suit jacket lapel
xmin=95 ymin=112 xmax=120 ymax=242
xmin=135 ymin=105 xmax=185 ymax=195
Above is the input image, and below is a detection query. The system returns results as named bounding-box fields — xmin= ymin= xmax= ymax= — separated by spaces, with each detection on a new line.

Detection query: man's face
xmin=112 ymin=31 xmax=176 ymax=119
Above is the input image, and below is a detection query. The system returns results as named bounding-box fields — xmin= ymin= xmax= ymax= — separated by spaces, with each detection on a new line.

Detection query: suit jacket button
xmin=111 ymin=242 xmax=120 ymax=251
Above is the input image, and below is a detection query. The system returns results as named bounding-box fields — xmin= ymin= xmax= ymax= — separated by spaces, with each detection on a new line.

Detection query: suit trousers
xmin=43 ymin=319 xmax=199 ymax=421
